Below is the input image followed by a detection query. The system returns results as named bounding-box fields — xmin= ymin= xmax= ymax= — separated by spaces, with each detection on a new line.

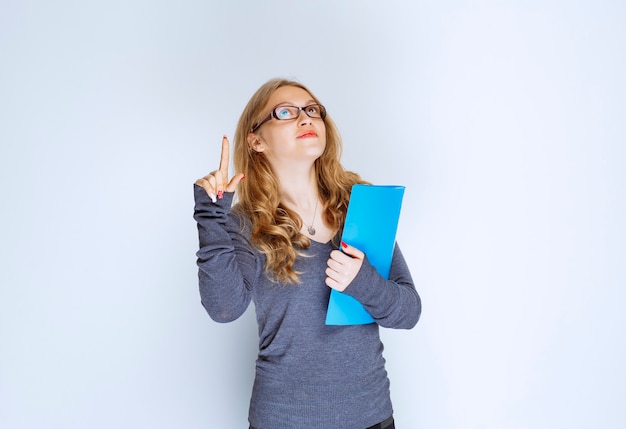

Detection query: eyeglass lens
xmin=274 ymin=105 xmax=325 ymax=120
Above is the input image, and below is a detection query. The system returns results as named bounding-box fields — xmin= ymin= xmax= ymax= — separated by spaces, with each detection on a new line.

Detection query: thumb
xmin=226 ymin=173 xmax=246 ymax=193
xmin=340 ymin=241 xmax=364 ymax=260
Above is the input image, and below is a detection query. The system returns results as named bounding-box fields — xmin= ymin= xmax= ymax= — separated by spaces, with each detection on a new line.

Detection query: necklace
xmin=306 ymin=199 xmax=319 ymax=236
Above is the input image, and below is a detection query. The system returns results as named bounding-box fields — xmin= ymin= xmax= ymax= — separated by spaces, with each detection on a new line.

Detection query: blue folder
xmin=325 ymin=184 xmax=405 ymax=325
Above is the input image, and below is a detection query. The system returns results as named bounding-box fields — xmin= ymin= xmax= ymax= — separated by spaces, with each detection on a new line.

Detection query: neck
xmin=272 ymin=161 xmax=334 ymax=240
xmin=276 ymin=166 xmax=319 ymax=210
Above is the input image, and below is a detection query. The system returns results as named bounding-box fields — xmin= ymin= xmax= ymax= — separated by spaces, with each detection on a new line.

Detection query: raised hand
xmin=325 ymin=241 xmax=365 ymax=292
xmin=195 ymin=135 xmax=246 ymax=202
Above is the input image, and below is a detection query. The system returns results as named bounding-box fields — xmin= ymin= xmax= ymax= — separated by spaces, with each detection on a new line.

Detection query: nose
xmin=298 ymin=109 xmax=312 ymax=126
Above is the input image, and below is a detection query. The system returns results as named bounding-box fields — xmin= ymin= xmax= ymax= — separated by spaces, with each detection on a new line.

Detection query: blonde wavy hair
xmin=232 ymin=78 xmax=368 ymax=284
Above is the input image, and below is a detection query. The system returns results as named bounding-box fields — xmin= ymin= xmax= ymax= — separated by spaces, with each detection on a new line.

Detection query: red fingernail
xmin=242 ymin=174 xmax=247 ymax=180
xmin=217 ymin=190 xmax=224 ymax=199
xmin=341 ymin=241 xmax=347 ymax=249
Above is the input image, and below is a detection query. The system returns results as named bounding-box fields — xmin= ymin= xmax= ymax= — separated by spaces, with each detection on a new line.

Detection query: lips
xmin=297 ymin=130 xmax=318 ymax=138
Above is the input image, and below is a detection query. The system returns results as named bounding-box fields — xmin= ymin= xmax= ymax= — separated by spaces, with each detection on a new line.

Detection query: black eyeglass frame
xmin=250 ymin=104 xmax=327 ymax=133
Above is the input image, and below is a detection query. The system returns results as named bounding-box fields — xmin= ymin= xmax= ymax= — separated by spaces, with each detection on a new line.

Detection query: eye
xmin=305 ymin=105 xmax=319 ymax=116
xmin=275 ymin=106 xmax=295 ymax=119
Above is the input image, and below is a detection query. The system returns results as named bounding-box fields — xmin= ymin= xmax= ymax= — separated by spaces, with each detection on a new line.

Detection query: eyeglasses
xmin=251 ymin=104 xmax=327 ymax=132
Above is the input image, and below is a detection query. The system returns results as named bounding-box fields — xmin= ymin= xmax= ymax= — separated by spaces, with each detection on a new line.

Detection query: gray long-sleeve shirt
xmin=194 ymin=185 xmax=421 ymax=429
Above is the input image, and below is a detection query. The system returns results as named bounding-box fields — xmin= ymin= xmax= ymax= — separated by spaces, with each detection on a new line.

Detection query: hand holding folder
xmin=325 ymin=184 xmax=405 ymax=325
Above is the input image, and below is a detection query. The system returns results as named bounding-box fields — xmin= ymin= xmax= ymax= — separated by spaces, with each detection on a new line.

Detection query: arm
xmin=193 ymin=136 xmax=253 ymax=323
xmin=194 ymin=185 xmax=258 ymax=323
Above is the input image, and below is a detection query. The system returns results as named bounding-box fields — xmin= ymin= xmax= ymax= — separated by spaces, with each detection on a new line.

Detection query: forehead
xmin=266 ymin=85 xmax=315 ymax=108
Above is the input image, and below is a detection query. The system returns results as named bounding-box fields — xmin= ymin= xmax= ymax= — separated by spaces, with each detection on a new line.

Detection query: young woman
xmin=193 ymin=78 xmax=421 ymax=429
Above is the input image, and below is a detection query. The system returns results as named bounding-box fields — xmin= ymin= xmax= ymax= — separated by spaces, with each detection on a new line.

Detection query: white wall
xmin=1 ymin=1 xmax=624 ymax=428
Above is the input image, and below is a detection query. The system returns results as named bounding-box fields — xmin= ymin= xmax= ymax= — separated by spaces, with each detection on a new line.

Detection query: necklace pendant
xmin=307 ymin=225 xmax=316 ymax=235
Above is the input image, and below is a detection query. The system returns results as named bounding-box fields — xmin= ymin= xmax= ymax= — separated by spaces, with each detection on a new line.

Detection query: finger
xmin=325 ymin=274 xmax=338 ymax=288
xmin=325 ymin=275 xmax=346 ymax=292
xmin=218 ymin=135 xmax=230 ymax=178
xmin=325 ymin=266 xmax=346 ymax=283
xmin=340 ymin=241 xmax=364 ymax=260
xmin=226 ymin=173 xmax=246 ymax=193
xmin=326 ymin=256 xmax=344 ymax=273
xmin=212 ymin=170 xmax=224 ymax=196
xmin=328 ymin=249 xmax=343 ymax=262
xmin=329 ymin=249 xmax=353 ymax=266
xmin=207 ymin=174 xmax=221 ymax=202
xmin=195 ymin=177 xmax=217 ymax=203
xmin=205 ymin=173 xmax=217 ymax=189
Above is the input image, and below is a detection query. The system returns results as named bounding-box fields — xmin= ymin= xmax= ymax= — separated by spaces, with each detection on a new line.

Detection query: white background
xmin=1 ymin=1 xmax=624 ymax=428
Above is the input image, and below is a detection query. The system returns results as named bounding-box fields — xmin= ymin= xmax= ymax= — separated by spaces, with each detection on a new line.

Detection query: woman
xmin=193 ymin=78 xmax=421 ymax=429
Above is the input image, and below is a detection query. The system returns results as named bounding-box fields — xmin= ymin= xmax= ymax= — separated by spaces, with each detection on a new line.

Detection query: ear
xmin=247 ymin=132 xmax=265 ymax=153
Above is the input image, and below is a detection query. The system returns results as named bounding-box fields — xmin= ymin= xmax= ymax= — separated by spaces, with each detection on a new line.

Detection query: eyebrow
xmin=273 ymin=99 xmax=317 ymax=107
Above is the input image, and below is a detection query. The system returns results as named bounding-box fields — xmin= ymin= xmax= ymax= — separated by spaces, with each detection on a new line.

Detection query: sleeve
xmin=193 ymin=184 xmax=259 ymax=323
xmin=342 ymin=243 xmax=421 ymax=329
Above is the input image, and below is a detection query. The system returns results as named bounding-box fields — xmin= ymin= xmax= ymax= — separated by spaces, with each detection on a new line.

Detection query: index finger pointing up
xmin=218 ymin=135 xmax=230 ymax=176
